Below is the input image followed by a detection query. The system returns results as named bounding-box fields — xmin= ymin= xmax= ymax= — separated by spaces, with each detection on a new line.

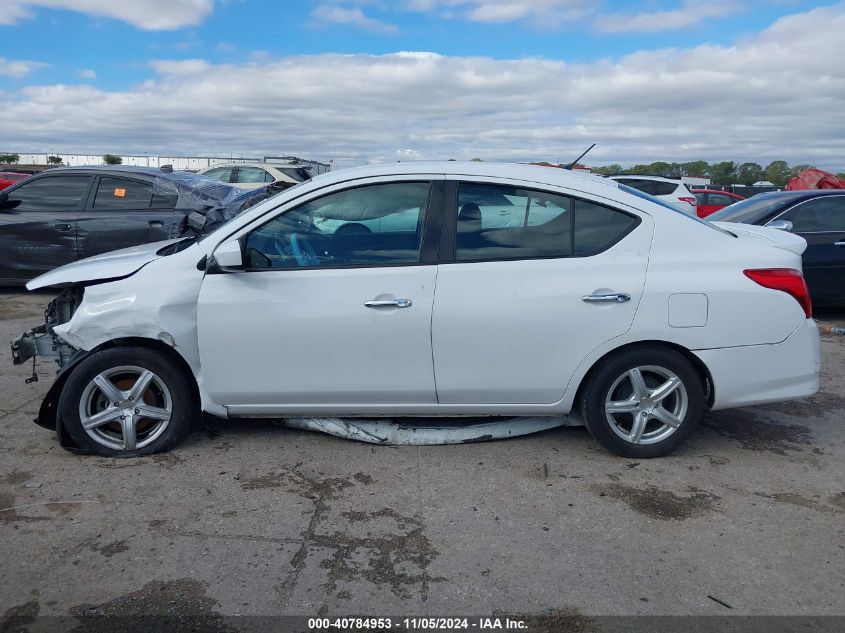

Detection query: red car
xmin=693 ymin=189 xmax=745 ymax=218
xmin=0 ymin=172 xmax=30 ymax=190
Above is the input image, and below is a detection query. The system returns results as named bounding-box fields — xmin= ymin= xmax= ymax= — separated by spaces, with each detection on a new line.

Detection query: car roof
xmin=200 ymin=162 xmax=312 ymax=170
xmin=36 ymin=165 xmax=189 ymax=180
xmin=309 ymin=161 xmax=622 ymax=192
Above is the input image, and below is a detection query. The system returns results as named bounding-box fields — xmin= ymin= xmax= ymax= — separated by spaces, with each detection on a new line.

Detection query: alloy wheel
xmin=604 ymin=365 xmax=688 ymax=445
xmin=78 ymin=365 xmax=173 ymax=451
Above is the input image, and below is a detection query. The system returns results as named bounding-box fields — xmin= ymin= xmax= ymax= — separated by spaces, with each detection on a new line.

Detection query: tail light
xmin=744 ymin=268 xmax=812 ymax=318
xmin=678 ymin=196 xmax=697 ymax=207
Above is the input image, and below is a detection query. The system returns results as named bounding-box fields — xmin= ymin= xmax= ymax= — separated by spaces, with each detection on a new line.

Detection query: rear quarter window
xmin=573 ymin=198 xmax=640 ymax=256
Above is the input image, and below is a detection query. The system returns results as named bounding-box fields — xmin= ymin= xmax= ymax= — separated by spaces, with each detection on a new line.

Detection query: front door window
xmin=244 ymin=182 xmax=431 ymax=269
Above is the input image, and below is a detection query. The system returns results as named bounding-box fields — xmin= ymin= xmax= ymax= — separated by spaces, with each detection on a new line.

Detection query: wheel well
xmin=91 ymin=337 xmax=202 ymax=417
xmin=573 ymin=340 xmax=714 ymax=409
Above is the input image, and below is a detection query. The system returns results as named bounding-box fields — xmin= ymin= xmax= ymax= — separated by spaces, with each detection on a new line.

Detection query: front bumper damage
xmin=10 ymin=289 xmax=90 ymax=447
xmin=11 ymin=289 xmax=81 ymax=378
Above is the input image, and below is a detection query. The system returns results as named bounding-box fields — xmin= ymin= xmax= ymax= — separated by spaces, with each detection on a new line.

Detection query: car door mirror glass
xmin=212 ymin=239 xmax=243 ymax=269
xmin=765 ymin=219 xmax=793 ymax=232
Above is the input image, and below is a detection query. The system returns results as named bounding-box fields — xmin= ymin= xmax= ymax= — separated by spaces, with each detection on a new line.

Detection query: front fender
xmin=35 ymin=349 xmax=92 ymax=452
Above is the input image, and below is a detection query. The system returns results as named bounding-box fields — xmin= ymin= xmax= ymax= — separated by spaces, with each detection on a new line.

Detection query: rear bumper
xmin=695 ymin=319 xmax=821 ymax=410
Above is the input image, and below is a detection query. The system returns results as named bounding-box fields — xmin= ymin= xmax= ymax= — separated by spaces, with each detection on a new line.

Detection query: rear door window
xmin=93 ymin=177 xmax=155 ymax=209
xmin=709 ymin=193 xmax=735 ymax=206
xmin=235 ymin=167 xmax=271 ymax=184
xmin=455 ymin=183 xmax=571 ymax=261
xmin=783 ymin=197 xmax=845 ymax=232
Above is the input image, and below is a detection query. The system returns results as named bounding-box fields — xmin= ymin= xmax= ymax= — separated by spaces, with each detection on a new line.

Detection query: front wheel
xmin=59 ymin=347 xmax=195 ymax=457
xmin=580 ymin=346 xmax=705 ymax=458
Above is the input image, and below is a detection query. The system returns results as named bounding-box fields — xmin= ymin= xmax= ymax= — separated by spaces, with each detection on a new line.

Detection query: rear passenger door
xmin=431 ymin=180 xmax=652 ymax=405
xmin=77 ymin=175 xmax=177 ymax=259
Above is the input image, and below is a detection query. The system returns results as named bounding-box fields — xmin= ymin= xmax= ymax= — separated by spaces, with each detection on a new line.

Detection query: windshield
xmin=617 ymin=183 xmax=733 ymax=235
xmin=706 ymin=194 xmax=792 ymax=223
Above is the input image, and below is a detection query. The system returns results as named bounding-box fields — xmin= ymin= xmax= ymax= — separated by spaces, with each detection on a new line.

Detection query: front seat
xmin=457 ymin=202 xmax=483 ymax=251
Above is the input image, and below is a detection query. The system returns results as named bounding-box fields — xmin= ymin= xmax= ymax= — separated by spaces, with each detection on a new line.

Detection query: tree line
xmin=590 ymin=160 xmax=845 ymax=187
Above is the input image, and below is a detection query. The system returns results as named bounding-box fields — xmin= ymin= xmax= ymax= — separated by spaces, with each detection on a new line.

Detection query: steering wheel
xmin=290 ymin=233 xmax=320 ymax=267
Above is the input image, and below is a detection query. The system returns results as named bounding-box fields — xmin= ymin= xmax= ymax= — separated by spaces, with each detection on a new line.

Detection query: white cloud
xmin=1 ymin=5 xmax=843 ymax=169
xmin=0 ymin=58 xmax=44 ymax=78
xmin=406 ymin=0 xmax=595 ymax=25
xmin=595 ymin=0 xmax=738 ymax=34
xmin=0 ymin=0 xmax=214 ymax=30
xmin=149 ymin=58 xmax=211 ymax=74
xmin=77 ymin=68 xmax=96 ymax=79
xmin=312 ymin=4 xmax=399 ymax=33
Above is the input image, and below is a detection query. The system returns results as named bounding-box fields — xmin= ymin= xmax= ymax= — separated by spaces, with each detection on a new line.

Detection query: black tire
xmin=59 ymin=346 xmax=195 ymax=457
xmin=580 ymin=345 xmax=705 ymax=458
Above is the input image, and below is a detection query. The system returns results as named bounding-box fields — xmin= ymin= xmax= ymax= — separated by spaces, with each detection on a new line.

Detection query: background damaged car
xmin=0 ymin=165 xmax=270 ymax=284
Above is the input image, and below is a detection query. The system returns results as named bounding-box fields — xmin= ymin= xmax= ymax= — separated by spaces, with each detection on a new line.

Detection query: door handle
xmin=54 ymin=223 xmax=72 ymax=232
xmin=835 ymin=241 xmax=845 ymax=247
xmin=364 ymin=298 xmax=413 ymax=308
xmin=149 ymin=220 xmax=164 ymax=227
xmin=582 ymin=293 xmax=631 ymax=303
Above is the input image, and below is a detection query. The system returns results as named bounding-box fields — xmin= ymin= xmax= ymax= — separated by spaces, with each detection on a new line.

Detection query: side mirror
xmin=765 ymin=219 xmax=794 ymax=232
xmin=187 ymin=211 xmax=208 ymax=232
xmin=210 ymin=239 xmax=243 ymax=271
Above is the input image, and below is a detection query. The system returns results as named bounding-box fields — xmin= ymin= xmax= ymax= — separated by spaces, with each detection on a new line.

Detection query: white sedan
xmin=12 ymin=162 xmax=820 ymax=458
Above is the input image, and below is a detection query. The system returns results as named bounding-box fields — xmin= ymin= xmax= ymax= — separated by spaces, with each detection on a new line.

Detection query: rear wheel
xmin=59 ymin=347 xmax=195 ymax=457
xmin=580 ymin=346 xmax=705 ymax=458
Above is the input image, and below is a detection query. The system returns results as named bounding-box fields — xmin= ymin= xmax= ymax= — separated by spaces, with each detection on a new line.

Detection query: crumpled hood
xmin=712 ymin=221 xmax=808 ymax=256
xmin=26 ymin=239 xmax=178 ymax=290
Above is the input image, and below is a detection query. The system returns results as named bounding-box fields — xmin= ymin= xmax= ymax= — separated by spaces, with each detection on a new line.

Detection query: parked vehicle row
xmin=12 ymin=163 xmax=820 ymax=459
xmin=197 ymin=162 xmax=316 ymax=190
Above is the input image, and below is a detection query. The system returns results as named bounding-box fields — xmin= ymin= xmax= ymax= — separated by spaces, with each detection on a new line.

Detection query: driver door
xmin=196 ymin=179 xmax=442 ymax=411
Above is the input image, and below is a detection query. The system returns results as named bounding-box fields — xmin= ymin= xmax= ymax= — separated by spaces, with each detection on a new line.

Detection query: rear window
xmin=707 ymin=195 xmax=791 ymax=224
xmin=616 ymin=178 xmax=678 ymax=196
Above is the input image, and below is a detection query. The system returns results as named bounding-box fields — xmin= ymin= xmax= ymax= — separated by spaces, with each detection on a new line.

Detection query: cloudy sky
xmin=1 ymin=0 xmax=843 ymax=169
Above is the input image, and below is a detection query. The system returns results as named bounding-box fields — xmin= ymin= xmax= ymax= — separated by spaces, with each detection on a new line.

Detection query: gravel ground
xmin=0 ymin=290 xmax=843 ymax=627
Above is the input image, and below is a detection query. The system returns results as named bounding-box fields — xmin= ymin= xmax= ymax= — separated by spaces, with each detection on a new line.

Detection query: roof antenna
xmin=562 ymin=144 xmax=595 ymax=170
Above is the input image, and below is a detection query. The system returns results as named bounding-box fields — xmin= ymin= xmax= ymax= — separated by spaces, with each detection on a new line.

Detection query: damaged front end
xmin=11 ymin=288 xmax=83 ymax=377
xmin=11 ymin=288 xmax=88 ymax=438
